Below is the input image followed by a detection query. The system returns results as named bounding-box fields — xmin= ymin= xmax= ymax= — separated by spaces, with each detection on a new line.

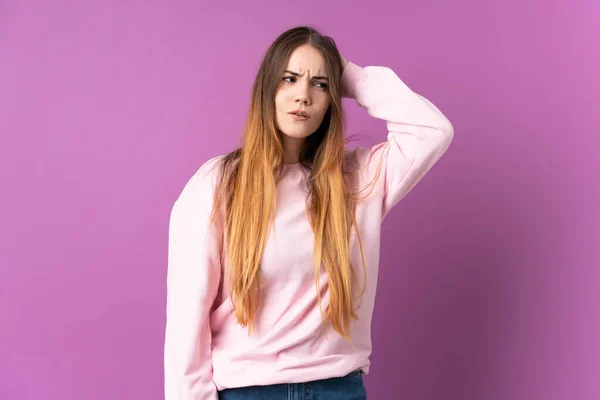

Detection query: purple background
xmin=1 ymin=1 xmax=598 ymax=399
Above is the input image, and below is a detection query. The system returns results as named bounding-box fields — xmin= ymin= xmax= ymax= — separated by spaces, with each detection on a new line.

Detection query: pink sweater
xmin=164 ymin=61 xmax=454 ymax=399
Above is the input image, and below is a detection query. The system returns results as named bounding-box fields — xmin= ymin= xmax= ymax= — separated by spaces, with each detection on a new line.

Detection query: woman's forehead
xmin=285 ymin=46 xmax=327 ymax=77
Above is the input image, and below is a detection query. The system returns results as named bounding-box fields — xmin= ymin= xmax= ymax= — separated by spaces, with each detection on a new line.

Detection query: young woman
xmin=164 ymin=26 xmax=454 ymax=400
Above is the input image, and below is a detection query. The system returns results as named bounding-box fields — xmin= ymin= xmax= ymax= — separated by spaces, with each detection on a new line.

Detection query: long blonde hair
xmin=209 ymin=26 xmax=382 ymax=339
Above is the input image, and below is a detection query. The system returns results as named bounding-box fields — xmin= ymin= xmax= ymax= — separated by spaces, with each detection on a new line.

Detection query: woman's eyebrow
xmin=284 ymin=70 xmax=329 ymax=80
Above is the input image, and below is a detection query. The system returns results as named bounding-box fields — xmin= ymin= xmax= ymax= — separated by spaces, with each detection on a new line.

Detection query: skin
xmin=274 ymin=44 xmax=348 ymax=164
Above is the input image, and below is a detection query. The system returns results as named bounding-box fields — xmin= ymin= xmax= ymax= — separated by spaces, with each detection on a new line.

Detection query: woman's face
xmin=274 ymin=44 xmax=330 ymax=143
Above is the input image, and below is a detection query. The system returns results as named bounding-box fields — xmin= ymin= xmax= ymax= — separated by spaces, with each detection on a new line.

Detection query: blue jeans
xmin=218 ymin=370 xmax=367 ymax=400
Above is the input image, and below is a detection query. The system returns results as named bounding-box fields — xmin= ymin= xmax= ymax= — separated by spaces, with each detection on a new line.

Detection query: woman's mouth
xmin=289 ymin=111 xmax=310 ymax=121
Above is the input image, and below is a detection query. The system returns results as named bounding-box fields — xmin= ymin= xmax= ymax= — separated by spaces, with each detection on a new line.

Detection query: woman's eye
xmin=282 ymin=76 xmax=327 ymax=90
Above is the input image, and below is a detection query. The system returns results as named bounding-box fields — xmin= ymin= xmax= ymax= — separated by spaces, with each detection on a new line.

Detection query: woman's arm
xmin=341 ymin=61 xmax=454 ymax=217
xmin=164 ymin=158 xmax=222 ymax=400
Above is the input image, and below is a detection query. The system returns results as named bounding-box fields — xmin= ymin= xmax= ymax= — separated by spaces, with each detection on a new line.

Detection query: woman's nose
xmin=293 ymin=82 xmax=311 ymax=104
xmin=295 ymin=97 xmax=309 ymax=105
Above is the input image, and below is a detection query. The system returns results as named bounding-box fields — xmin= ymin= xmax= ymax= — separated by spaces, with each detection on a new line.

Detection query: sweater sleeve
xmin=164 ymin=157 xmax=223 ymax=400
xmin=341 ymin=61 xmax=454 ymax=218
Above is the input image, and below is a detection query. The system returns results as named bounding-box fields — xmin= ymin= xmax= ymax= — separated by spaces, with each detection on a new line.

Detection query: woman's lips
xmin=289 ymin=112 xmax=310 ymax=121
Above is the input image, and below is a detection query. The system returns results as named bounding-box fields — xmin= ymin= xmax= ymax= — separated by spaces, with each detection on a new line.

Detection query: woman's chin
xmin=278 ymin=129 xmax=314 ymax=140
